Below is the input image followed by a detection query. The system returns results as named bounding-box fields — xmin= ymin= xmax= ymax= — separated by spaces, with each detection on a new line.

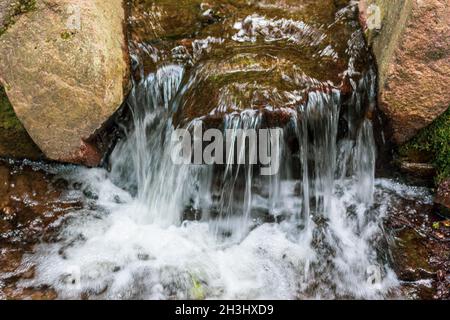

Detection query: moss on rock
xmin=0 ymin=0 xmax=36 ymax=37
xmin=400 ymin=107 xmax=450 ymax=183
xmin=0 ymin=86 xmax=23 ymax=131
xmin=0 ymin=86 xmax=43 ymax=159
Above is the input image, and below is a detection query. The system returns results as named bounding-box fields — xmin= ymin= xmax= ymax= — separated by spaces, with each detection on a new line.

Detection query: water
xmin=19 ymin=63 xmax=401 ymax=299
xmin=17 ymin=1 xmax=406 ymax=299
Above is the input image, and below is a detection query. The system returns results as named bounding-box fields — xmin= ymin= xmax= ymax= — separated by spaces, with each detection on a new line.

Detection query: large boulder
xmin=359 ymin=0 xmax=450 ymax=145
xmin=0 ymin=1 xmax=43 ymax=160
xmin=0 ymin=0 xmax=130 ymax=166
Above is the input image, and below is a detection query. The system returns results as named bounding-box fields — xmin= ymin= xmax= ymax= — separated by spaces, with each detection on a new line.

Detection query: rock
xmin=0 ymin=160 xmax=83 ymax=299
xmin=0 ymin=0 xmax=35 ymax=34
xmin=175 ymin=48 xmax=345 ymax=127
xmin=391 ymin=228 xmax=436 ymax=282
xmin=436 ymin=179 xmax=450 ymax=217
xmin=130 ymin=1 xmax=374 ymax=127
xmin=0 ymin=0 xmax=131 ymax=166
xmin=0 ymin=1 xmax=43 ymax=159
xmin=398 ymin=161 xmax=436 ymax=180
xmin=128 ymin=0 xmax=348 ymax=80
xmin=397 ymin=106 xmax=450 ymax=186
xmin=359 ymin=0 xmax=450 ymax=145
xmin=0 ymin=0 xmax=15 ymax=32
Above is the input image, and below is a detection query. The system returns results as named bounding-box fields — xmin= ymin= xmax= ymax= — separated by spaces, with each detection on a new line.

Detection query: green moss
xmin=400 ymin=107 xmax=450 ymax=183
xmin=60 ymin=31 xmax=74 ymax=40
xmin=0 ymin=86 xmax=23 ymax=131
xmin=425 ymin=48 xmax=447 ymax=61
xmin=189 ymin=274 xmax=206 ymax=300
xmin=0 ymin=86 xmax=43 ymax=159
xmin=16 ymin=0 xmax=36 ymax=12
xmin=0 ymin=0 xmax=36 ymax=37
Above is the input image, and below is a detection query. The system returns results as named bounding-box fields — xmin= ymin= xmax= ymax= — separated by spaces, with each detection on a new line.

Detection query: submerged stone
xmin=128 ymin=0 xmax=371 ymax=128
xmin=0 ymin=161 xmax=83 ymax=299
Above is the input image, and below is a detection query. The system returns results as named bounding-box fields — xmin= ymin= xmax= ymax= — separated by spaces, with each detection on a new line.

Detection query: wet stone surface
xmin=128 ymin=0 xmax=372 ymax=127
xmin=0 ymin=160 xmax=448 ymax=299
xmin=0 ymin=160 xmax=83 ymax=299
xmin=381 ymin=183 xmax=450 ymax=299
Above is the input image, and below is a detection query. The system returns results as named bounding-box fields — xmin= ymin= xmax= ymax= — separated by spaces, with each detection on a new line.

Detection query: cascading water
xmin=20 ymin=1 xmax=404 ymax=299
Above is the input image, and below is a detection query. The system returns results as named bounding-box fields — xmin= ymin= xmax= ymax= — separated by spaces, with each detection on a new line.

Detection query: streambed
xmin=0 ymin=156 xmax=448 ymax=299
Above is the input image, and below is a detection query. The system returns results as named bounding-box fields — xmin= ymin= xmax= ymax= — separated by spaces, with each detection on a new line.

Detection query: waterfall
xmin=22 ymin=61 xmax=399 ymax=299
xmin=104 ymin=60 xmax=376 ymax=244
xmin=21 ymin=2 xmax=401 ymax=300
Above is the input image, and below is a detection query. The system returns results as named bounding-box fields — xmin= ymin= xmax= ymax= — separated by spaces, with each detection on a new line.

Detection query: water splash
xmin=20 ymin=61 xmax=402 ymax=299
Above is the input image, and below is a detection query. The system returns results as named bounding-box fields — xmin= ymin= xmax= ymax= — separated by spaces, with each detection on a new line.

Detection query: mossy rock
xmin=174 ymin=47 xmax=345 ymax=126
xmin=129 ymin=0 xmax=342 ymax=43
xmin=0 ymin=0 xmax=36 ymax=37
xmin=0 ymin=86 xmax=43 ymax=159
xmin=399 ymin=107 xmax=450 ymax=183
xmin=156 ymin=0 xmax=372 ymax=127
xmin=128 ymin=0 xmax=356 ymax=75
xmin=0 ymin=0 xmax=40 ymax=159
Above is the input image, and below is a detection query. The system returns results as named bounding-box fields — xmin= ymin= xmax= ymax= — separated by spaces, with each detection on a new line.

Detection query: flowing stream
xmin=13 ymin=1 xmax=439 ymax=299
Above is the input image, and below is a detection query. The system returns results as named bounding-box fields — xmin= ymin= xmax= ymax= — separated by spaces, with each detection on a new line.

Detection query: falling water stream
xmin=24 ymin=70 xmax=399 ymax=298
xmin=10 ymin=1 xmax=442 ymax=299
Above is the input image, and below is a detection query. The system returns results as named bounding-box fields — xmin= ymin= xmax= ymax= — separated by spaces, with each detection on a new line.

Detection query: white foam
xmin=232 ymin=14 xmax=326 ymax=46
xmin=21 ymin=165 xmax=403 ymax=299
xmin=375 ymin=179 xmax=434 ymax=204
